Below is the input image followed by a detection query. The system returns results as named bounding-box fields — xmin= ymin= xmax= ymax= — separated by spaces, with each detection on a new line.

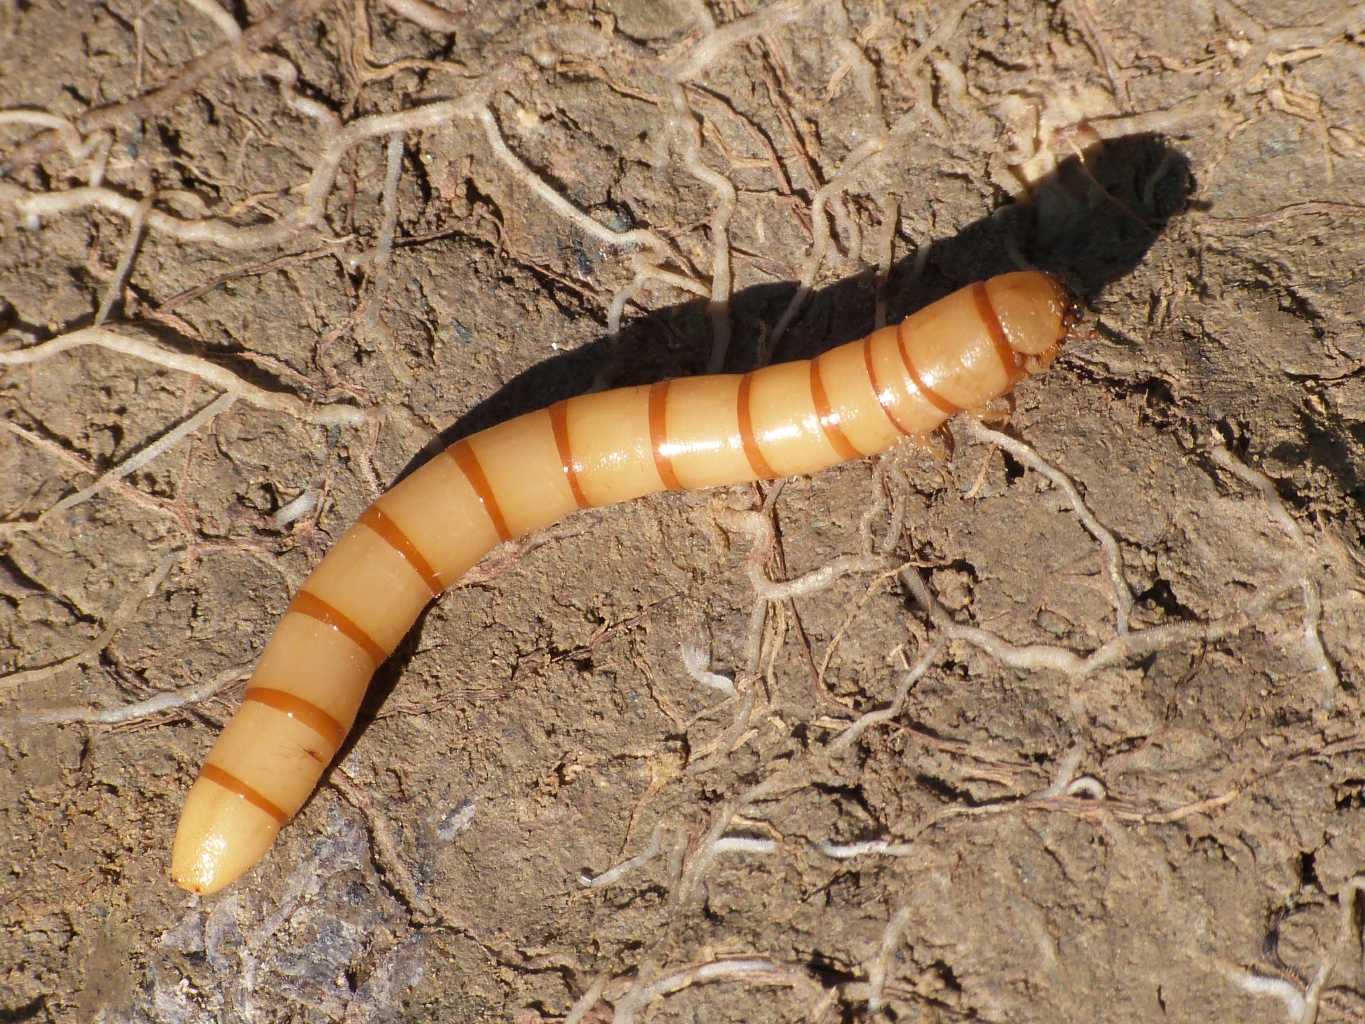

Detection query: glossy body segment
xmin=662 ymin=374 xmax=753 ymax=488
xmin=172 ymin=270 xmax=1074 ymax=894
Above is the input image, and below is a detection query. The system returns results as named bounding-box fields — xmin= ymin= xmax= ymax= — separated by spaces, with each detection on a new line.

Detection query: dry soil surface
xmin=1 ymin=2 xmax=1364 ymax=1022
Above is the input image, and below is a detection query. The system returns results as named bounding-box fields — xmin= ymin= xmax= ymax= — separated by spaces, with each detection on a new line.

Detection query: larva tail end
xmin=171 ymin=773 xmax=282 ymax=894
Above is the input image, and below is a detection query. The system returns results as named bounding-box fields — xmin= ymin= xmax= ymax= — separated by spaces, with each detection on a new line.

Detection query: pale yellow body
xmin=172 ymin=271 xmax=1074 ymax=894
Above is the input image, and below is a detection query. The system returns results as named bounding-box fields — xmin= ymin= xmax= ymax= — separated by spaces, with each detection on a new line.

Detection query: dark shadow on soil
xmin=418 ymin=132 xmax=1192 ymax=463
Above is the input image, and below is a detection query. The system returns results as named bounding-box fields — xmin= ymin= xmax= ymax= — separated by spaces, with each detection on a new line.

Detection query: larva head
xmin=171 ymin=771 xmax=282 ymax=894
xmin=984 ymin=270 xmax=1078 ymax=360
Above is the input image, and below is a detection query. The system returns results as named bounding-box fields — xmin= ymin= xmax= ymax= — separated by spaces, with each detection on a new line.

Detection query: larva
xmin=172 ymin=270 xmax=1077 ymax=894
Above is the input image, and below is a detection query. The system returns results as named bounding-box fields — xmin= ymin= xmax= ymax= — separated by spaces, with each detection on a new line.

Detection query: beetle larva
xmin=172 ymin=270 xmax=1077 ymax=894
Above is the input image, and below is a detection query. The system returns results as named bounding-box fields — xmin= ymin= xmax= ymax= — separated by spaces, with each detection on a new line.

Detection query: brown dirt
xmin=1 ymin=1 xmax=1363 ymax=1022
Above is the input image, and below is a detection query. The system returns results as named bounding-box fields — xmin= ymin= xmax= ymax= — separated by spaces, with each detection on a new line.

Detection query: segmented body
xmin=172 ymin=270 xmax=1076 ymax=894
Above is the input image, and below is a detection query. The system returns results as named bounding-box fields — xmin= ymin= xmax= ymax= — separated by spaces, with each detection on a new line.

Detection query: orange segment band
xmin=896 ymin=319 xmax=961 ymax=416
xmin=548 ymin=401 xmax=589 ymax=509
xmin=863 ymin=335 xmax=914 ymax=436
xmin=973 ymin=281 xmax=1021 ymax=384
xmin=201 ymin=763 xmax=289 ymax=825
xmin=243 ymin=686 xmax=347 ymax=750
xmin=448 ymin=439 xmax=512 ymax=542
xmin=288 ymin=590 xmax=387 ymax=667
xmin=360 ymin=506 xmax=443 ymax=598
xmin=648 ymin=380 xmax=683 ymax=491
xmin=737 ymin=372 xmax=778 ymax=479
xmin=809 ymin=357 xmax=862 ymax=459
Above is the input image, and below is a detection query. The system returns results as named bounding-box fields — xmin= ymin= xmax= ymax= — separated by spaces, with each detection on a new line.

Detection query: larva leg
xmin=172 ymin=270 xmax=1076 ymax=894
